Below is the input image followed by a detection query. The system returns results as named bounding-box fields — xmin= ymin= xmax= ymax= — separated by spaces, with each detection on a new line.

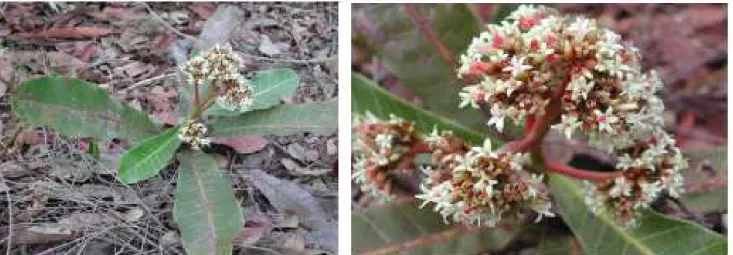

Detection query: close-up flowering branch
xmin=355 ymin=4 xmax=692 ymax=228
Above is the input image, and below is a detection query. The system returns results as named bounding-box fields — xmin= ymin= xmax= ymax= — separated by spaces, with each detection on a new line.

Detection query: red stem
xmin=546 ymin=161 xmax=621 ymax=181
xmin=402 ymin=4 xmax=457 ymax=68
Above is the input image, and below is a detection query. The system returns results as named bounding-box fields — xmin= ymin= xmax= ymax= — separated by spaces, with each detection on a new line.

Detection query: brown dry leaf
xmin=244 ymin=169 xmax=329 ymax=229
xmin=0 ymin=162 xmax=28 ymax=178
xmin=12 ymin=27 xmax=109 ymax=41
xmin=13 ymin=225 xmax=73 ymax=245
xmin=188 ymin=3 xmax=217 ymax=19
xmin=196 ymin=5 xmax=243 ymax=51
xmin=211 ymin=135 xmax=269 ymax=154
xmin=281 ymin=158 xmax=330 ymax=176
xmin=286 ymin=143 xmax=307 ymax=161
xmin=284 ymin=233 xmax=306 ymax=251
xmin=277 ymin=213 xmax=300 ymax=229
xmin=234 ymin=213 xmax=273 ymax=246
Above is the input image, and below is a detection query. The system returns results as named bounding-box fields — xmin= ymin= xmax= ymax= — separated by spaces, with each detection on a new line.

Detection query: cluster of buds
xmin=417 ymin=130 xmax=554 ymax=227
xmin=181 ymin=44 xmax=255 ymax=112
xmin=178 ymin=121 xmax=210 ymax=150
xmin=457 ymin=5 xmax=661 ymax=149
xmin=456 ymin=5 xmax=687 ymax=226
xmin=352 ymin=113 xmax=421 ymax=199
xmin=584 ymin=130 xmax=686 ymax=226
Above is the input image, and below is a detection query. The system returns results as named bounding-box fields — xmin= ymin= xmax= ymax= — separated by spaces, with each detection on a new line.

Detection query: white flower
xmin=374 ymin=134 xmax=393 ymax=151
xmin=594 ymin=108 xmax=619 ymax=134
xmin=567 ymin=17 xmax=595 ymax=41
xmin=424 ymin=127 xmax=445 ymax=146
xmin=487 ymin=105 xmax=507 ymax=132
xmin=502 ymin=56 xmax=533 ymax=77
xmin=178 ymin=122 xmax=210 ymax=150
xmin=567 ymin=76 xmax=594 ymax=101
xmin=552 ymin=114 xmax=582 ymax=139
xmin=216 ymin=76 xmax=254 ymax=112
xmin=608 ymin=177 xmax=632 ymax=198
xmin=458 ymin=85 xmax=485 ymax=109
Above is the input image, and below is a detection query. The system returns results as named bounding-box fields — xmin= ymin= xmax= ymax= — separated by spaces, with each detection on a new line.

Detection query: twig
xmin=237 ymin=52 xmax=337 ymax=64
xmin=0 ymin=175 xmax=11 ymax=255
xmin=402 ymin=4 xmax=457 ymax=68
xmin=143 ymin=3 xmax=198 ymax=42
xmin=0 ymin=123 xmax=25 ymax=158
xmin=117 ymin=73 xmax=175 ymax=93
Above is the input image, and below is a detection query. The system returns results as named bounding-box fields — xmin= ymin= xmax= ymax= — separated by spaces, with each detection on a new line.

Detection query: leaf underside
xmin=548 ymin=174 xmax=727 ymax=255
xmin=352 ymin=200 xmax=519 ymax=255
xmin=11 ymin=76 xmax=158 ymax=143
xmin=117 ymin=126 xmax=181 ymax=184
xmin=175 ymin=150 xmax=244 ymax=255
xmin=357 ymin=3 xmax=489 ymax=132
xmin=209 ymin=100 xmax=337 ymax=137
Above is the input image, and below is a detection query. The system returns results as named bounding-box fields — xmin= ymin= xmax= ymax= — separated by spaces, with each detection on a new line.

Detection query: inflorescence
xmin=352 ymin=113 xmax=420 ymax=200
xmin=417 ymin=130 xmax=554 ymax=227
xmin=455 ymin=5 xmax=687 ymax=226
xmin=178 ymin=121 xmax=210 ymax=150
xmin=181 ymin=44 xmax=254 ymax=112
xmin=177 ymin=44 xmax=257 ymax=148
xmin=352 ymin=112 xmax=555 ymax=227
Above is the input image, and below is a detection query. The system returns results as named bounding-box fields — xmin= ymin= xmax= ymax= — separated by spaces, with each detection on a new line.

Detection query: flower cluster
xmin=584 ymin=130 xmax=686 ymax=226
xmin=417 ymin=131 xmax=554 ymax=227
xmin=178 ymin=121 xmax=210 ymax=150
xmin=352 ymin=113 xmax=420 ymax=199
xmin=181 ymin=44 xmax=254 ymax=112
xmin=457 ymin=5 xmax=686 ymax=226
xmin=216 ymin=76 xmax=254 ymax=111
xmin=457 ymin=5 xmax=661 ymax=150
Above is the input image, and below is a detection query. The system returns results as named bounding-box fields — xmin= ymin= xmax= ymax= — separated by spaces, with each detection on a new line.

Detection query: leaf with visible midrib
xmin=208 ymin=100 xmax=337 ymax=137
xmin=357 ymin=4 xmax=489 ymax=132
xmin=251 ymin=68 xmax=300 ymax=110
xmin=548 ymin=173 xmax=727 ymax=255
xmin=353 ymin=200 xmax=520 ymax=255
xmin=206 ymin=68 xmax=301 ymax=116
xmin=118 ymin=126 xmax=181 ymax=184
xmin=11 ymin=76 xmax=158 ymax=142
xmin=352 ymin=73 xmax=490 ymax=145
xmin=175 ymin=150 xmax=244 ymax=255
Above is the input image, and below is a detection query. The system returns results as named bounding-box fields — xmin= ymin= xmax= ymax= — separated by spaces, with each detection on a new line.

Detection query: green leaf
xmin=208 ymin=100 xmax=337 ymax=137
xmin=352 ymin=200 xmax=519 ymax=255
xmin=548 ymin=173 xmax=727 ymax=255
xmin=251 ymin=68 xmax=300 ymax=110
xmin=680 ymin=147 xmax=727 ymax=212
xmin=357 ymin=4 xmax=489 ymax=132
xmin=11 ymin=76 xmax=158 ymax=142
xmin=118 ymin=126 xmax=182 ymax=184
xmin=352 ymin=73 xmax=492 ymax=146
xmin=206 ymin=68 xmax=300 ymax=116
xmin=174 ymin=150 xmax=244 ymax=255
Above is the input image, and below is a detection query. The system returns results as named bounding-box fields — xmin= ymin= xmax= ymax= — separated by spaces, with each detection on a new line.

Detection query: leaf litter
xmin=0 ymin=2 xmax=337 ymax=254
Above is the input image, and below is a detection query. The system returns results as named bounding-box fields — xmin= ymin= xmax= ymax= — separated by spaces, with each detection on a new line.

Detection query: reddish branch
xmin=546 ymin=161 xmax=621 ymax=181
xmin=501 ymin=76 xmax=623 ymax=181
xmin=402 ymin=4 xmax=457 ymax=68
